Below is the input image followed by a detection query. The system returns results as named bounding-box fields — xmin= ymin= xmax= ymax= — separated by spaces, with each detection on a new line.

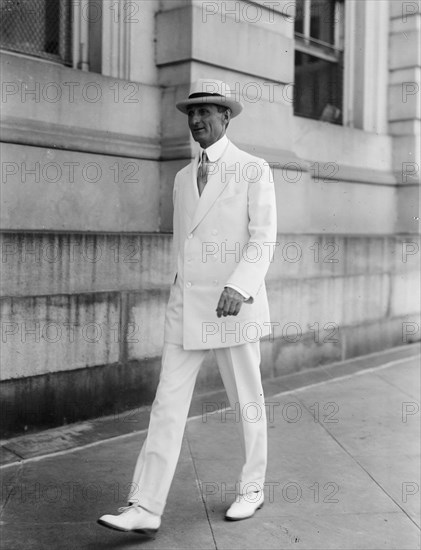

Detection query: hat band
xmin=188 ymin=92 xmax=224 ymax=99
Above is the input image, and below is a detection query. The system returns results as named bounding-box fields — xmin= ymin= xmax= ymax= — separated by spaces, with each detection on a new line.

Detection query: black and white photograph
xmin=0 ymin=0 xmax=420 ymax=548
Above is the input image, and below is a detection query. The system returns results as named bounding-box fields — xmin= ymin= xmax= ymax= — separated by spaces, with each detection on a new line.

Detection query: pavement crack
xmin=0 ymin=461 xmax=24 ymax=517
xmin=186 ymin=428 xmax=218 ymax=550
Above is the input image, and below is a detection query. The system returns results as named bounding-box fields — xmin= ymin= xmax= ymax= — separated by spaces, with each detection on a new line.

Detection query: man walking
xmin=98 ymin=79 xmax=277 ymax=536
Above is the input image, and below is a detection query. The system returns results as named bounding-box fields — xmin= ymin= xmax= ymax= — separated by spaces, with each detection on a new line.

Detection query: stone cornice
xmin=1 ymin=119 xmax=398 ymax=186
xmin=1 ymin=117 xmax=161 ymax=160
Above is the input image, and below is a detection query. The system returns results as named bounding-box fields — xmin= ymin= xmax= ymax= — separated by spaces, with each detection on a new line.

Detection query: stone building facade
xmin=1 ymin=0 xmax=420 ymax=436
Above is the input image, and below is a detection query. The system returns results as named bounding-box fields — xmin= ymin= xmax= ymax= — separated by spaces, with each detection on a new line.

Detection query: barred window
xmin=294 ymin=0 xmax=345 ymax=124
xmin=0 ymin=0 xmax=72 ymax=65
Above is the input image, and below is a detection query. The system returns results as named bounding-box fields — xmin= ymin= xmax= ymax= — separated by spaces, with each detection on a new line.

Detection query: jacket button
xmin=188 ymin=233 xmax=193 ymax=239
xmin=186 ymin=281 xmax=192 ymax=288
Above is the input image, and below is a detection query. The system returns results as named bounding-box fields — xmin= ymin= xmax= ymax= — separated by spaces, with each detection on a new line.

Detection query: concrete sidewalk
xmin=1 ymin=345 xmax=420 ymax=549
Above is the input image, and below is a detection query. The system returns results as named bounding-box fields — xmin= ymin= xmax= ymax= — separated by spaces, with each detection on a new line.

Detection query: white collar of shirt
xmin=200 ymin=134 xmax=229 ymax=163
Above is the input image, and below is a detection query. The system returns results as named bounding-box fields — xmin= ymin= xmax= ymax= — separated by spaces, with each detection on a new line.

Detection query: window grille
xmin=0 ymin=0 xmax=72 ymax=65
xmin=294 ymin=0 xmax=345 ymax=124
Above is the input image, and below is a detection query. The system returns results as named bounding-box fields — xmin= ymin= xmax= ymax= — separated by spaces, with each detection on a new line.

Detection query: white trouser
xmin=128 ymin=341 xmax=267 ymax=516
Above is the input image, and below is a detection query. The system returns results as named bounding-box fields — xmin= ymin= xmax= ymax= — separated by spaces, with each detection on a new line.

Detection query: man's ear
xmin=224 ymin=108 xmax=232 ymax=128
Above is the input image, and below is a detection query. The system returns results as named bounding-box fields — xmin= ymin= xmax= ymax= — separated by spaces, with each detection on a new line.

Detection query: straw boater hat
xmin=176 ymin=79 xmax=244 ymax=118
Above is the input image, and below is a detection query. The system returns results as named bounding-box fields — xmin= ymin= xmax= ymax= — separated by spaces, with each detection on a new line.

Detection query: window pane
xmin=310 ymin=0 xmax=336 ymax=44
xmin=295 ymin=0 xmax=304 ymax=34
xmin=294 ymin=51 xmax=343 ymax=124
xmin=0 ymin=0 xmax=72 ymax=64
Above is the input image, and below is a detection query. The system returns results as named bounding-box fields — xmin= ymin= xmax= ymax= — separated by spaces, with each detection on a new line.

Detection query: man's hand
xmin=216 ymin=287 xmax=245 ymax=318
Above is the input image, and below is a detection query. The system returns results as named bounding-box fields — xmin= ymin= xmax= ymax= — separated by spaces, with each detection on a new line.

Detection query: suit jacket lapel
xmin=189 ymin=141 xmax=237 ymax=233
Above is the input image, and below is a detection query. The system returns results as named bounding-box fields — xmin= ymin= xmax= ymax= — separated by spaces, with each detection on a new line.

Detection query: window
xmin=0 ymin=0 xmax=72 ymax=65
xmin=294 ymin=0 xmax=345 ymax=124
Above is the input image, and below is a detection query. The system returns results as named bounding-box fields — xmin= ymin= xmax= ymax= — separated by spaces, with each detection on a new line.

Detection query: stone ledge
xmin=1 ymin=117 xmax=161 ymax=160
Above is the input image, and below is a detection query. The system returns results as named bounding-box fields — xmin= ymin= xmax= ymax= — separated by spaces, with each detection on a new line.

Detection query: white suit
xmin=165 ymin=137 xmax=277 ymax=349
xmin=129 ymin=136 xmax=277 ymax=515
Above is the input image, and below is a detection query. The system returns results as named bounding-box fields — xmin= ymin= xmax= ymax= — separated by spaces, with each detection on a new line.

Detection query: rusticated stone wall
xmin=1 ymin=231 xmax=419 ymax=436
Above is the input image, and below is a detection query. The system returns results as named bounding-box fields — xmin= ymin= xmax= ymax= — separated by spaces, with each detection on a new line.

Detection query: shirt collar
xmin=200 ymin=134 xmax=229 ymax=163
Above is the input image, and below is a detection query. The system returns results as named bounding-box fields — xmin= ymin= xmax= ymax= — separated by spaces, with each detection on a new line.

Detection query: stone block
xmin=392 ymin=234 xmax=421 ymax=273
xmin=392 ymin=135 xmax=421 ymax=179
xmin=389 ymin=30 xmax=421 ymax=69
xmin=344 ymin=236 xmax=392 ymax=276
xmin=273 ymin=168 xmax=397 ymax=235
xmin=396 ymin=184 xmax=420 ymax=235
xmin=127 ymin=0 xmax=160 ymax=85
xmin=0 ymin=293 xmax=120 ymax=380
xmin=342 ymin=274 xmax=390 ymax=326
xmin=0 ymin=144 xmax=161 ymax=232
xmin=293 ymin=117 xmax=394 ymax=172
xmin=267 ymin=276 xmax=345 ymax=333
xmin=271 ymin=329 xmax=343 ymax=377
xmin=156 ymin=4 xmax=294 ymax=83
xmin=126 ymin=289 xmax=169 ymax=361
xmin=390 ymin=270 xmax=421 ymax=317
xmin=195 ymin=12 xmax=293 ymax=82
xmin=267 ymin=234 xmax=346 ymax=281
xmin=389 ymin=82 xmax=421 ymax=121
xmin=343 ymin=314 xmax=421 ymax=359
xmin=0 ymin=356 xmax=161 ymax=437
xmin=0 ymin=233 xmax=174 ymax=297
xmin=156 ymin=5 xmax=193 ymax=66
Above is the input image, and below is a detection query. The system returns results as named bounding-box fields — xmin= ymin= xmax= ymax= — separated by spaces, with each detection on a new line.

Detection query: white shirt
xmin=199 ymin=133 xmax=229 ymax=163
xmin=201 ymin=134 xmax=250 ymax=302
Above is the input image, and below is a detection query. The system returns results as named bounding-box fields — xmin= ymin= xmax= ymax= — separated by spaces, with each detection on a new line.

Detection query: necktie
xmin=197 ymin=151 xmax=209 ymax=196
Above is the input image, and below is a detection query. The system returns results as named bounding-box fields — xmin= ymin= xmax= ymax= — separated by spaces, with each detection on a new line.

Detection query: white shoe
xmin=225 ymin=490 xmax=264 ymax=521
xmin=97 ymin=504 xmax=161 ymax=537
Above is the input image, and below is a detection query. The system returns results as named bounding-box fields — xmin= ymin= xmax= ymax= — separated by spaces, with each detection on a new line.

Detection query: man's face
xmin=187 ymin=103 xmax=229 ymax=149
